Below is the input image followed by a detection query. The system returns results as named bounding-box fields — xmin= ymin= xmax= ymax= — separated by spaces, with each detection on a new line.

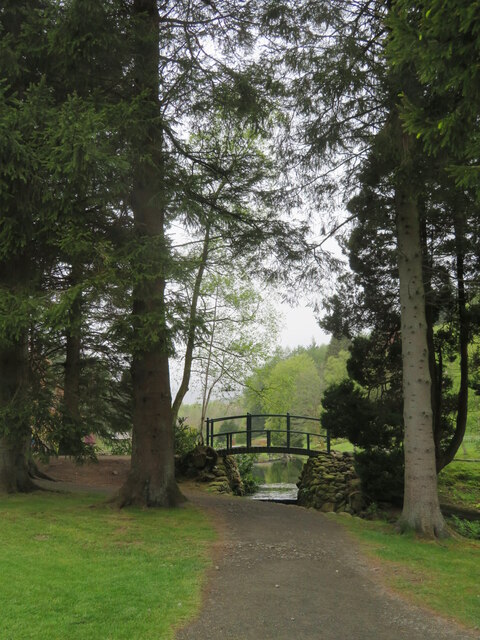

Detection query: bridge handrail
xmin=210 ymin=428 xmax=326 ymax=439
xmin=208 ymin=413 xmax=321 ymax=423
xmin=205 ymin=412 xmax=330 ymax=454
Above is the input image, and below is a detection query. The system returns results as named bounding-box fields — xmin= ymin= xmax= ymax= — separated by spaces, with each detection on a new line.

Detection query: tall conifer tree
xmin=261 ymin=0 xmax=449 ymax=535
xmin=0 ymin=2 xmax=53 ymax=491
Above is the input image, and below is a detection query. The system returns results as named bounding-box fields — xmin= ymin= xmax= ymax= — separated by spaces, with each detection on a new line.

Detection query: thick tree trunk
xmin=59 ymin=265 xmax=83 ymax=455
xmin=0 ymin=436 xmax=35 ymax=493
xmin=0 ymin=339 xmax=35 ymax=493
xmin=420 ymin=217 xmax=443 ymax=459
xmin=395 ymin=129 xmax=447 ymax=537
xmin=117 ymin=348 xmax=183 ymax=506
xmin=117 ymin=0 xmax=183 ymax=507
xmin=64 ymin=302 xmax=81 ymax=424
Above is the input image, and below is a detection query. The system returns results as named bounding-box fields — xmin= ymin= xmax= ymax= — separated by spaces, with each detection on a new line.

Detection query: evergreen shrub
xmin=175 ymin=417 xmax=200 ymax=456
xmin=236 ymin=453 xmax=260 ymax=495
xmin=354 ymin=448 xmax=404 ymax=505
xmin=322 ymin=379 xmax=404 ymax=504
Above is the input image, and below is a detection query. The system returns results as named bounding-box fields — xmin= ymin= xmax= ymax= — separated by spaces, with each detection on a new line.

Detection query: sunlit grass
xmin=438 ymin=460 xmax=480 ymax=510
xmin=330 ymin=438 xmax=355 ymax=453
xmin=0 ymin=492 xmax=215 ymax=640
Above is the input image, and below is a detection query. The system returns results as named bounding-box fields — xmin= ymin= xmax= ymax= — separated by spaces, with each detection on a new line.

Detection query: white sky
xmin=277 ymin=302 xmax=330 ymax=349
xmin=274 ymin=231 xmax=343 ymax=350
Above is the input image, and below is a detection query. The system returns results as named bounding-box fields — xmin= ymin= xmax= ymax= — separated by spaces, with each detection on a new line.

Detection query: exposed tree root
xmin=28 ymin=459 xmax=56 ymax=482
xmin=113 ymin=474 xmax=186 ymax=509
xmin=396 ymin=514 xmax=450 ymax=540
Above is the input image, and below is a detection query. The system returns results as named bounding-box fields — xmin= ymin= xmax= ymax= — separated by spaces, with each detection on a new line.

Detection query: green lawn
xmin=0 ymin=492 xmax=215 ymax=640
xmin=438 ymin=459 xmax=480 ymax=510
xmin=330 ymin=438 xmax=355 ymax=453
xmin=453 ymin=435 xmax=480 ymax=461
xmin=334 ymin=514 xmax=480 ymax=631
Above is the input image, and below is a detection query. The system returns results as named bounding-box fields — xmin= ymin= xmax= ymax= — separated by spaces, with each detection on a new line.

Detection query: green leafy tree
xmin=193 ymin=272 xmax=280 ymax=432
xmin=257 ymin=353 xmax=322 ymax=446
xmin=323 ymin=350 xmax=349 ymax=388
xmin=0 ymin=1 xmax=309 ymax=501
xmin=262 ymin=354 xmax=321 ymax=417
xmin=321 ymin=348 xmax=405 ymax=504
xmin=245 ymin=344 xmax=331 ymax=420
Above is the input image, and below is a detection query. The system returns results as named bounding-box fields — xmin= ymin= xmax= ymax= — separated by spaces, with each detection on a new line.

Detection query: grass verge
xmin=333 ymin=514 xmax=480 ymax=632
xmin=0 ymin=492 xmax=215 ymax=640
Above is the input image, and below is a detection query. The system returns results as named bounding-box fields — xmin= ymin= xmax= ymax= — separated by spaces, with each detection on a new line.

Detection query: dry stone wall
xmin=176 ymin=445 xmax=244 ymax=495
xmin=297 ymin=451 xmax=365 ymax=514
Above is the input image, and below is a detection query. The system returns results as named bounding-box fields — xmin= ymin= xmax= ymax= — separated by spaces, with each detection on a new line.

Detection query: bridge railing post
xmin=246 ymin=413 xmax=252 ymax=449
xmin=206 ymin=418 xmax=210 ymax=447
xmin=266 ymin=430 xmax=271 ymax=449
xmin=306 ymin=432 xmax=310 ymax=451
xmin=326 ymin=428 xmax=331 ymax=454
xmin=286 ymin=413 xmax=291 ymax=449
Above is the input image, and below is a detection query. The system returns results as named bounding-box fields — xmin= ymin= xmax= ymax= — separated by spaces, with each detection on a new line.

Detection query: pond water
xmin=250 ymin=483 xmax=298 ymax=502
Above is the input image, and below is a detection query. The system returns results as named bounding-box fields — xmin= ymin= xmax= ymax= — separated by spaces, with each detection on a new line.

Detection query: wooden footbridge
xmin=205 ymin=413 xmax=330 ymax=457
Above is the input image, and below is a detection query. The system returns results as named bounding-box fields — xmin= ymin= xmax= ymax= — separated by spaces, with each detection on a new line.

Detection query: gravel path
xmin=177 ymin=491 xmax=479 ymax=640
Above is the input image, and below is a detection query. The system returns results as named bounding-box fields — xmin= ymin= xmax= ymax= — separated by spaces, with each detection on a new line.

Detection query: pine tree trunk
xmin=63 ymin=330 xmax=81 ymax=422
xmin=420 ymin=217 xmax=443 ymax=459
xmin=0 ymin=340 xmax=35 ymax=493
xmin=395 ymin=129 xmax=446 ymax=538
xmin=0 ymin=435 xmax=34 ymax=493
xmin=59 ymin=265 xmax=83 ymax=454
xmin=117 ymin=348 xmax=183 ymax=507
xmin=117 ymin=0 xmax=183 ymax=507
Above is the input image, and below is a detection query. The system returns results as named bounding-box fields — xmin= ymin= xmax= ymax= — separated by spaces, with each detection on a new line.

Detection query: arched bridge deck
xmin=205 ymin=413 xmax=330 ymax=457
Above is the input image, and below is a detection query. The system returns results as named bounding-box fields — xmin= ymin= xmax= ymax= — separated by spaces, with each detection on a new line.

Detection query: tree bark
xmin=0 ymin=339 xmax=35 ymax=493
xmin=117 ymin=0 xmax=184 ymax=507
xmin=420 ymin=216 xmax=443 ymax=459
xmin=59 ymin=263 xmax=83 ymax=454
xmin=394 ymin=127 xmax=447 ymax=537
xmin=117 ymin=347 xmax=183 ymax=507
xmin=0 ymin=436 xmax=34 ymax=493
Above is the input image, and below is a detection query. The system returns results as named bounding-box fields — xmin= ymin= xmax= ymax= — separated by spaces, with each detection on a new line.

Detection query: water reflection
xmin=252 ymin=457 xmax=304 ymax=484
